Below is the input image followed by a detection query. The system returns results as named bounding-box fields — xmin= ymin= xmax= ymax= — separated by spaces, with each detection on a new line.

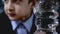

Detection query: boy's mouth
xmin=8 ymin=13 xmax=16 ymax=17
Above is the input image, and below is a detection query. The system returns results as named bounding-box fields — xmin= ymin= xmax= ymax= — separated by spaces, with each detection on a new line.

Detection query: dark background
xmin=0 ymin=0 xmax=4 ymax=13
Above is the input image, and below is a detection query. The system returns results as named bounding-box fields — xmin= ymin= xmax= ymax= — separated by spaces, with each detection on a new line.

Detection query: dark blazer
xmin=0 ymin=12 xmax=60 ymax=34
xmin=0 ymin=12 xmax=36 ymax=34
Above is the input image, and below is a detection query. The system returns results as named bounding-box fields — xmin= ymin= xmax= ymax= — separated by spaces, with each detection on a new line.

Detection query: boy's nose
xmin=8 ymin=1 xmax=14 ymax=12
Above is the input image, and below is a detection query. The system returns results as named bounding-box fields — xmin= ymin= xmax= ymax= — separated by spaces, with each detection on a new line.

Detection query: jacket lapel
xmin=30 ymin=13 xmax=36 ymax=34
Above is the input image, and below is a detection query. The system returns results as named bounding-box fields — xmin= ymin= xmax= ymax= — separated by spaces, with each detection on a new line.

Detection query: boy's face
xmin=4 ymin=0 xmax=33 ymax=21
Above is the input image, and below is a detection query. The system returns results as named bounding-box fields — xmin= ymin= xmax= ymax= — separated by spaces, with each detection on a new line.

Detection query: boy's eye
xmin=12 ymin=0 xmax=22 ymax=3
xmin=4 ymin=0 xmax=23 ymax=4
xmin=12 ymin=0 xmax=17 ymax=3
xmin=4 ymin=0 xmax=8 ymax=3
xmin=14 ymin=0 xmax=23 ymax=4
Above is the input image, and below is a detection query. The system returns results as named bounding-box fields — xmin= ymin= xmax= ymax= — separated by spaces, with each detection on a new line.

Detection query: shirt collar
xmin=11 ymin=14 xmax=33 ymax=32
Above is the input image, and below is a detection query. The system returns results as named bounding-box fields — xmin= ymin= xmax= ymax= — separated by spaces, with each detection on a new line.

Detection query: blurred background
xmin=0 ymin=0 xmax=4 ymax=14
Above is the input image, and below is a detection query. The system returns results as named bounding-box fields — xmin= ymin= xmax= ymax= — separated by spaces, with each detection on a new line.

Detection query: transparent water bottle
xmin=33 ymin=0 xmax=59 ymax=34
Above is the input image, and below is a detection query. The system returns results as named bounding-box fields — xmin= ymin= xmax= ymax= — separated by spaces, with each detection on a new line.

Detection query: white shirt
xmin=11 ymin=14 xmax=33 ymax=34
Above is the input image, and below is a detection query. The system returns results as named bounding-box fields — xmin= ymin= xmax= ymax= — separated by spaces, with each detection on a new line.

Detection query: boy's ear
xmin=32 ymin=0 xmax=37 ymax=6
xmin=29 ymin=0 xmax=37 ymax=9
xmin=32 ymin=0 xmax=37 ymax=9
